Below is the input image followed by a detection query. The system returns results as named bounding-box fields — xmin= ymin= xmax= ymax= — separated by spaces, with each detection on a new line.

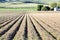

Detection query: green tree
xmin=50 ymin=2 xmax=57 ymax=8
xmin=41 ymin=6 xmax=51 ymax=11
xmin=36 ymin=4 xmax=43 ymax=11
xmin=57 ymin=3 xmax=60 ymax=8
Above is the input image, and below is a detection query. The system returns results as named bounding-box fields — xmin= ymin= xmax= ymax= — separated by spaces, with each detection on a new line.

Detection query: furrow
xmin=0 ymin=16 xmax=18 ymax=28
xmin=33 ymin=14 xmax=60 ymax=40
xmin=13 ymin=15 xmax=26 ymax=40
xmin=27 ymin=15 xmax=41 ymax=40
xmin=23 ymin=15 xmax=28 ymax=40
xmin=29 ymin=15 xmax=56 ymax=40
xmin=0 ymin=15 xmax=24 ymax=40
xmin=0 ymin=15 xmax=22 ymax=37
xmin=0 ymin=16 xmax=17 ymax=24
xmin=39 ymin=15 xmax=60 ymax=32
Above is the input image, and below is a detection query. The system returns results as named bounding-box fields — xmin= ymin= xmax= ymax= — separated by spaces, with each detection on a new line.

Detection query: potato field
xmin=0 ymin=11 xmax=60 ymax=40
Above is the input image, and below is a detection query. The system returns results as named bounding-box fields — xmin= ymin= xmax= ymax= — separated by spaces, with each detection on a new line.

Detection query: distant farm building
xmin=54 ymin=7 xmax=60 ymax=11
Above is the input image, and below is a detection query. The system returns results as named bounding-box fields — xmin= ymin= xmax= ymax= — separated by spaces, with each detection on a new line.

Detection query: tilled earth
xmin=0 ymin=12 xmax=60 ymax=40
